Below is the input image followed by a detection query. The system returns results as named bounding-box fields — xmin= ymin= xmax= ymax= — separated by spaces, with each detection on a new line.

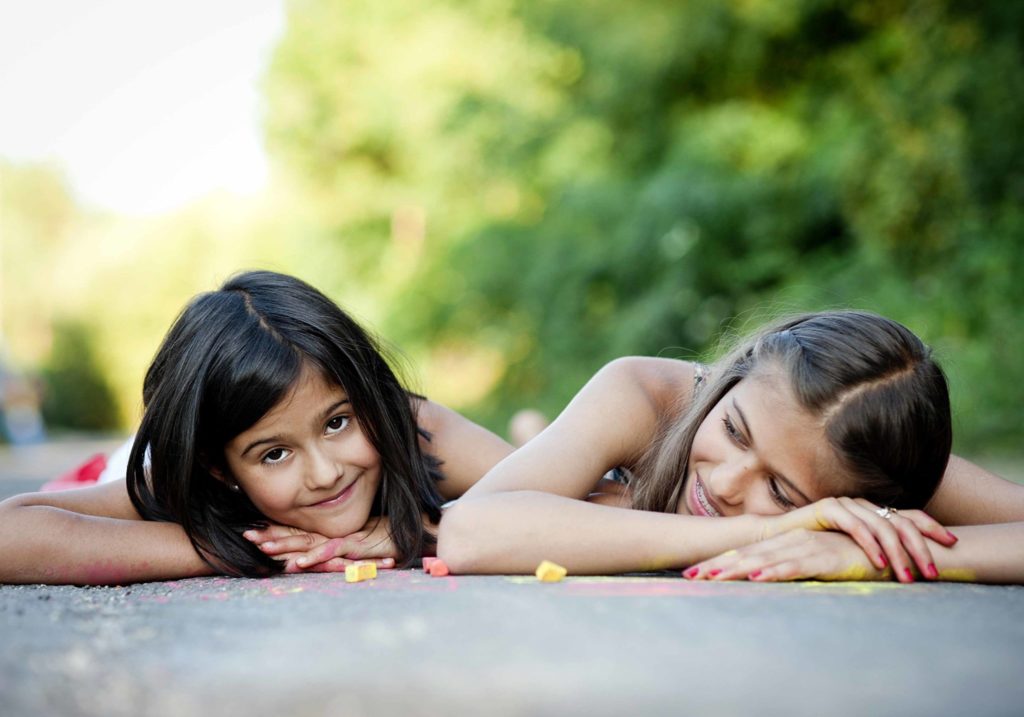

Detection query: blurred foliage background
xmin=1 ymin=0 xmax=1021 ymax=453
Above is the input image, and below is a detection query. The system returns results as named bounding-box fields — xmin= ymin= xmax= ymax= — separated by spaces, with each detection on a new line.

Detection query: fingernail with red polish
xmin=927 ymin=563 xmax=939 ymax=579
xmin=878 ymin=554 xmax=888 ymax=567
xmin=903 ymin=568 xmax=914 ymax=583
xmin=946 ymin=530 xmax=958 ymax=543
xmin=709 ymin=569 xmax=722 ymax=577
xmin=749 ymin=570 xmax=762 ymax=580
xmin=683 ymin=567 xmax=699 ymax=579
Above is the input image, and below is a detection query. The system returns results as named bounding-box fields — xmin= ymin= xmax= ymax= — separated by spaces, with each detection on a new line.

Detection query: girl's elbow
xmin=436 ymin=501 xmax=490 ymax=574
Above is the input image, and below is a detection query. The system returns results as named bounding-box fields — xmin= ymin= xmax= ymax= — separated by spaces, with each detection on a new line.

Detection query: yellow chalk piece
xmin=345 ymin=561 xmax=378 ymax=583
xmin=535 ymin=560 xmax=568 ymax=582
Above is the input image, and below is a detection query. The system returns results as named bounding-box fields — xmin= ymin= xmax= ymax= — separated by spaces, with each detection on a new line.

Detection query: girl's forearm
xmin=933 ymin=522 xmax=1024 ymax=584
xmin=0 ymin=502 xmax=214 ymax=585
xmin=437 ymin=491 xmax=764 ymax=575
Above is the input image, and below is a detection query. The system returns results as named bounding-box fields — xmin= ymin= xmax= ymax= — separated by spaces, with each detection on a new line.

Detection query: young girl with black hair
xmin=438 ymin=311 xmax=1024 ymax=583
xmin=0 ymin=270 xmax=514 ymax=583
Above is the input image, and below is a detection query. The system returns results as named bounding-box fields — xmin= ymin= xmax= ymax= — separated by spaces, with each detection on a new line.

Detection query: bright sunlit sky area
xmin=0 ymin=1 xmax=286 ymax=215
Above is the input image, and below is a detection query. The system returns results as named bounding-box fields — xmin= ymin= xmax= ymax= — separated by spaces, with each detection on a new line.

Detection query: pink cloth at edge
xmin=40 ymin=453 xmax=108 ymax=492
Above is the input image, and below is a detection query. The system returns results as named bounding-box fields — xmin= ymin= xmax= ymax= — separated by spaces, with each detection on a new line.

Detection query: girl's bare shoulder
xmin=598 ymin=356 xmax=700 ymax=413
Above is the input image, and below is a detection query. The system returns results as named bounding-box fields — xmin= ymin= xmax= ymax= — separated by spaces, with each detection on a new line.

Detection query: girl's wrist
xmin=753 ymin=513 xmax=785 ymax=542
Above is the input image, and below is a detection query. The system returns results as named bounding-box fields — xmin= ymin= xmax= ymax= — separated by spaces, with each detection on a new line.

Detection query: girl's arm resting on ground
xmin=414 ymin=398 xmax=516 ymax=499
xmin=439 ymin=490 xmax=956 ymax=576
xmin=437 ymin=490 xmax=766 ymax=574
xmin=931 ymin=522 xmax=1024 ymax=583
xmin=688 ymin=521 xmax=1024 ymax=584
xmin=0 ymin=481 xmax=212 ymax=585
xmin=926 ymin=455 xmax=1024 ymax=525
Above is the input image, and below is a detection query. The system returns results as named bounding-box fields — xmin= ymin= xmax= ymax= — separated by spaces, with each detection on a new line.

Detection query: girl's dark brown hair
xmin=127 ymin=270 xmax=443 ymax=576
xmin=632 ymin=311 xmax=952 ymax=513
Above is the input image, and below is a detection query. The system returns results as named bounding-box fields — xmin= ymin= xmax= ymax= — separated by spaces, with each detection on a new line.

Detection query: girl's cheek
xmin=246 ymin=488 xmax=294 ymax=518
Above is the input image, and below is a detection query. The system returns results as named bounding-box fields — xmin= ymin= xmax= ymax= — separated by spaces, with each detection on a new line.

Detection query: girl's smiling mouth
xmin=309 ymin=476 xmax=360 ymax=509
xmin=689 ymin=476 xmax=722 ymax=517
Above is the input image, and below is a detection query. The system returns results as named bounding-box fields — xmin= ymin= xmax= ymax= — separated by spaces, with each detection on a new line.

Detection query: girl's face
xmin=677 ymin=369 xmax=849 ymax=518
xmin=221 ymin=364 xmax=382 ymax=537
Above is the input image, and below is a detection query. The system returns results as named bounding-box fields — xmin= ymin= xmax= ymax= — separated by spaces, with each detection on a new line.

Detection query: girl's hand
xmin=762 ymin=497 xmax=957 ymax=583
xmin=243 ymin=522 xmax=396 ymax=573
xmin=685 ymin=529 xmax=888 ymax=582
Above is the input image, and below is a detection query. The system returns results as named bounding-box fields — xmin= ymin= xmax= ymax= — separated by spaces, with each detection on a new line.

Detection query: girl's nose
xmin=307 ymin=447 xmax=342 ymax=490
xmin=706 ymin=456 xmax=754 ymax=506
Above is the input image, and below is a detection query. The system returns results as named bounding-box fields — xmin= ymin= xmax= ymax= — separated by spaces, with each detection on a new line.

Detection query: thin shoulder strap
xmin=693 ymin=362 xmax=708 ymax=395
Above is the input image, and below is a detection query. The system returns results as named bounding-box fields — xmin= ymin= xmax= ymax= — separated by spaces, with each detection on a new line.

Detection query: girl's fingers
xmin=873 ymin=504 xmax=958 ymax=547
xmin=746 ymin=559 xmax=806 ymax=582
xmin=244 ymin=525 xmax=304 ymax=543
xmin=686 ymin=532 xmax=801 ymax=580
xmin=837 ymin=498 xmax=914 ymax=580
xmin=816 ymin=499 xmax=888 ymax=571
xmin=686 ymin=529 xmax=893 ymax=584
xmin=297 ymin=556 xmax=396 ymax=573
xmin=293 ymin=538 xmax=351 ymax=568
xmin=254 ymin=534 xmax=325 ymax=556
xmin=847 ymin=499 xmax=937 ymax=581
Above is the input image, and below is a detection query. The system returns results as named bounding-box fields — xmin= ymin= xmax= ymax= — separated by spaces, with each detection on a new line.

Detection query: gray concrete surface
xmin=2 ymin=443 xmax=1023 ymax=717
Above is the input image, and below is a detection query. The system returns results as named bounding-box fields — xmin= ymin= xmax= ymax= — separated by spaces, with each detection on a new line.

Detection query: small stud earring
xmin=229 ymin=483 xmax=241 ymax=492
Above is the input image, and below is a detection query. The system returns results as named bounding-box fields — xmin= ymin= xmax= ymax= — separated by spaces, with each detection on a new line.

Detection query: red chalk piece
xmin=422 ymin=557 xmax=438 ymax=573
xmin=428 ymin=559 xmax=450 ymax=577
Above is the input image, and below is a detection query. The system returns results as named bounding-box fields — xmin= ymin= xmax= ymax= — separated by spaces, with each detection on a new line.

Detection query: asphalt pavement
xmin=1 ymin=441 xmax=1022 ymax=717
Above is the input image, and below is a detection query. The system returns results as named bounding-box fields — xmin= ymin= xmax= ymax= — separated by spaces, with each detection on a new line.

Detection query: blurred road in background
xmin=0 ymin=437 xmax=124 ymax=499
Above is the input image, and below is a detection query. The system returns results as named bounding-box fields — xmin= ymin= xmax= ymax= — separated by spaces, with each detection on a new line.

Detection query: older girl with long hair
xmin=438 ymin=311 xmax=1024 ymax=583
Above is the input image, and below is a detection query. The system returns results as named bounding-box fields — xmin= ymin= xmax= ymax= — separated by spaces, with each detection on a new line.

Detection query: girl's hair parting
xmin=127 ymin=270 xmax=444 ymax=576
xmin=632 ymin=310 xmax=952 ymax=513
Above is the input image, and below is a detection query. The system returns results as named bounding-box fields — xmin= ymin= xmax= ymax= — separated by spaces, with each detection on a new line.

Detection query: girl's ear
xmin=203 ymin=455 xmax=240 ymax=491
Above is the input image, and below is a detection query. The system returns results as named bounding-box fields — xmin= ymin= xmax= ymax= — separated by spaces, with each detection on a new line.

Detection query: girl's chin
xmin=315 ymin=509 xmax=372 ymax=537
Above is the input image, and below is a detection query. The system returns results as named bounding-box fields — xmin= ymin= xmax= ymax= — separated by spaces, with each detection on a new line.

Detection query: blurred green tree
xmin=265 ymin=0 xmax=1024 ymax=450
xmin=40 ymin=320 xmax=119 ymax=432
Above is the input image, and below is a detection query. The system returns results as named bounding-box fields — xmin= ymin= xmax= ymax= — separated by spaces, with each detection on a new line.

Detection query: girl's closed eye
xmin=722 ymin=415 xmax=747 ymax=447
xmin=767 ymin=476 xmax=797 ymax=510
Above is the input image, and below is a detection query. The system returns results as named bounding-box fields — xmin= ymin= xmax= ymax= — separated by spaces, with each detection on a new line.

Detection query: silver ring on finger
xmin=875 ymin=506 xmax=898 ymax=520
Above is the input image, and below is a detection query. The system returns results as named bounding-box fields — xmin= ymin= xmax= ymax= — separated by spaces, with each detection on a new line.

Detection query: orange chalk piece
xmin=422 ymin=557 xmax=438 ymax=573
xmin=535 ymin=560 xmax=567 ymax=582
xmin=345 ymin=561 xmax=378 ymax=583
xmin=428 ymin=559 xmax=450 ymax=577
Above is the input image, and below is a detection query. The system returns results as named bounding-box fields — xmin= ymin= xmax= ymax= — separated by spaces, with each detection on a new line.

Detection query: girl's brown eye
xmin=263 ymin=448 xmax=288 ymax=464
xmin=326 ymin=415 xmax=350 ymax=433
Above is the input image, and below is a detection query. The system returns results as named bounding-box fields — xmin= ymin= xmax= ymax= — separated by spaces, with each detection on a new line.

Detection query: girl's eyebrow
xmin=732 ymin=399 xmax=813 ymax=504
xmin=317 ymin=398 xmax=350 ymax=422
xmin=239 ymin=399 xmax=351 ymax=458
xmin=240 ymin=435 xmax=283 ymax=458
